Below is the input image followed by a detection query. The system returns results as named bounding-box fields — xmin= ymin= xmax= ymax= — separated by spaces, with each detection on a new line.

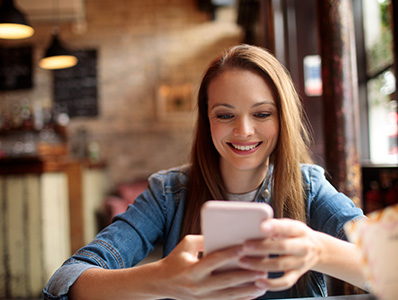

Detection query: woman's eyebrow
xmin=210 ymin=103 xmax=234 ymax=109
xmin=210 ymin=101 xmax=276 ymax=110
xmin=252 ymin=101 xmax=276 ymax=108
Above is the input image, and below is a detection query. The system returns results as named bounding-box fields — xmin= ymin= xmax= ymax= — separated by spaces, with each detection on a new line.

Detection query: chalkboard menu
xmin=53 ymin=49 xmax=98 ymax=118
xmin=0 ymin=46 xmax=33 ymax=90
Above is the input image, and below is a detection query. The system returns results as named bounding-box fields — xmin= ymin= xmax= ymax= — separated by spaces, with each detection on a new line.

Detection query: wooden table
xmin=0 ymin=293 xmax=377 ymax=300
xmin=291 ymin=294 xmax=377 ymax=300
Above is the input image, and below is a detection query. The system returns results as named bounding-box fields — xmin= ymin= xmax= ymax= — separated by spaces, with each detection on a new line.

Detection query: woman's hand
xmin=156 ymin=234 xmax=268 ymax=300
xmin=69 ymin=235 xmax=267 ymax=300
xmin=238 ymin=218 xmax=322 ymax=292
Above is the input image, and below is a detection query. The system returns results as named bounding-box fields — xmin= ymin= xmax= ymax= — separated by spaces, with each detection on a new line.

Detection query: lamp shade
xmin=0 ymin=0 xmax=34 ymax=39
xmin=39 ymin=32 xmax=78 ymax=70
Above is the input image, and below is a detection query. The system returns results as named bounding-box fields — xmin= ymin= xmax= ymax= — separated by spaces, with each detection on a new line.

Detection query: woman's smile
xmin=228 ymin=142 xmax=262 ymax=154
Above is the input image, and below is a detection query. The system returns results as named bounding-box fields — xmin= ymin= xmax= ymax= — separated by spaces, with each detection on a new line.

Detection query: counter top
xmin=0 ymin=156 xmax=106 ymax=175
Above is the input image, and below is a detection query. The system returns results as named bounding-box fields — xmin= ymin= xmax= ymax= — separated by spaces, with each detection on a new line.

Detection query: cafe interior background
xmin=0 ymin=0 xmax=397 ymax=298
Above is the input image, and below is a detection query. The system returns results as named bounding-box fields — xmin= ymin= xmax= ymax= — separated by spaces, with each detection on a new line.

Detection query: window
xmin=362 ymin=0 xmax=397 ymax=165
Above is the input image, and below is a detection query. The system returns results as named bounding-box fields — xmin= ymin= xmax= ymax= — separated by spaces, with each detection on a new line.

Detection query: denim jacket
xmin=43 ymin=164 xmax=364 ymax=299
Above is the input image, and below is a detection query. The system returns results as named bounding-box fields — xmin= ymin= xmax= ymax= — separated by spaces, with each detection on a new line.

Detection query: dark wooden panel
xmin=0 ymin=46 xmax=33 ymax=91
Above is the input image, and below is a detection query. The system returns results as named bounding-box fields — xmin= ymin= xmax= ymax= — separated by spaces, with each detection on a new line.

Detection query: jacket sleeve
xmin=42 ymin=172 xmax=168 ymax=300
xmin=303 ymin=164 xmax=365 ymax=239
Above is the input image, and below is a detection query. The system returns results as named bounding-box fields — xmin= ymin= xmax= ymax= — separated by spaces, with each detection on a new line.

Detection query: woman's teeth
xmin=231 ymin=143 xmax=259 ymax=151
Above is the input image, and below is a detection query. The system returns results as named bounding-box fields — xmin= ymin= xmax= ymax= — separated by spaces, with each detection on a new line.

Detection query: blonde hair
xmin=181 ymin=44 xmax=313 ymax=237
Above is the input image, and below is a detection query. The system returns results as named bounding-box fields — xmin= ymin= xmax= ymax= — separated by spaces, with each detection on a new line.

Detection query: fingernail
xmin=256 ymin=287 xmax=268 ymax=295
xmin=255 ymin=272 xmax=267 ymax=279
xmin=243 ymin=242 xmax=255 ymax=251
xmin=255 ymin=280 xmax=268 ymax=289
xmin=236 ymin=246 xmax=244 ymax=256
xmin=254 ymin=287 xmax=267 ymax=297
xmin=239 ymin=257 xmax=249 ymax=266
xmin=261 ymin=221 xmax=273 ymax=233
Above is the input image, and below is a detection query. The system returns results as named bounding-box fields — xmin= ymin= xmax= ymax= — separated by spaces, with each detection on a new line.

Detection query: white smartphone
xmin=201 ymin=200 xmax=274 ymax=271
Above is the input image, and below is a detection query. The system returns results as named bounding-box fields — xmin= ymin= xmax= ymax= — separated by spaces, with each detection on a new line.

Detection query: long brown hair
xmin=181 ymin=44 xmax=313 ymax=237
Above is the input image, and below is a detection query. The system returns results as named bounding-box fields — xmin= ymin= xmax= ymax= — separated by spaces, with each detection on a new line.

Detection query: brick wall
xmin=0 ymin=0 xmax=243 ymax=187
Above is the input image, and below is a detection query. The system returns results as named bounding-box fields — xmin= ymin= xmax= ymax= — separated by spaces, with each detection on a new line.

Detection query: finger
xmin=243 ymin=236 xmax=310 ymax=256
xmin=239 ymin=254 xmax=307 ymax=272
xmin=261 ymin=218 xmax=308 ymax=238
xmin=194 ymin=245 xmax=244 ymax=277
xmin=188 ymin=254 xmax=266 ymax=297
xmin=204 ymin=269 xmax=267 ymax=290
xmin=180 ymin=234 xmax=204 ymax=253
xmin=201 ymin=282 xmax=267 ymax=300
xmin=255 ymin=270 xmax=304 ymax=292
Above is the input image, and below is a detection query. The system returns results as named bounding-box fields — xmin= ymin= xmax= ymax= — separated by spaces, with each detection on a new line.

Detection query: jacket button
xmin=262 ymin=189 xmax=270 ymax=199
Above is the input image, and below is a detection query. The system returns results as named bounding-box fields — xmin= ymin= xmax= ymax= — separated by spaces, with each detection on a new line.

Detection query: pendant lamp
xmin=39 ymin=27 xmax=78 ymax=70
xmin=0 ymin=0 xmax=34 ymax=39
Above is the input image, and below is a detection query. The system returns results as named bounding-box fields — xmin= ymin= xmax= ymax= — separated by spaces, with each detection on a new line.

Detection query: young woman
xmin=43 ymin=44 xmax=366 ymax=300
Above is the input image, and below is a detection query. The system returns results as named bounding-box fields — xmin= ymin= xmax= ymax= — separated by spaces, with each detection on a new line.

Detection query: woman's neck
xmin=221 ymin=161 xmax=269 ymax=194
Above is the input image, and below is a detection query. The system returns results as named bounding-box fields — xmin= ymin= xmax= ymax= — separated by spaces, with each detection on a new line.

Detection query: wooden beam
xmin=316 ymin=0 xmax=362 ymax=208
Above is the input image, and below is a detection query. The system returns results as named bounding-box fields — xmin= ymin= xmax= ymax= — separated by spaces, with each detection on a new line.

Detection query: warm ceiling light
xmin=39 ymin=31 xmax=78 ymax=70
xmin=0 ymin=0 xmax=34 ymax=39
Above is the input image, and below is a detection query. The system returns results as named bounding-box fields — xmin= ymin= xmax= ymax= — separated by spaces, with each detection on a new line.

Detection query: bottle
xmin=20 ymin=98 xmax=34 ymax=131
xmin=87 ymin=140 xmax=100 ymax=164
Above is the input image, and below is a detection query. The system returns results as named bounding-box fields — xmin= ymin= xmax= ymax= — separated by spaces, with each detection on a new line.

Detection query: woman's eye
xmin=255 ymin=112 xmax=271 ymax=119
xmin=216 ymin=114 xmax=234 ymax=120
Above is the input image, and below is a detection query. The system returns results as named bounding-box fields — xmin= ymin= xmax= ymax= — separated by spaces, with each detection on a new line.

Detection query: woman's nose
xmin=233 ymin=117 xmax=254 ymax=137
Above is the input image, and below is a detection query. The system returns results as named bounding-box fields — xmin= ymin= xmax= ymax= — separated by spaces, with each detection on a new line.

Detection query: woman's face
xmin=207 ymin=69 xmax=279 ymax=176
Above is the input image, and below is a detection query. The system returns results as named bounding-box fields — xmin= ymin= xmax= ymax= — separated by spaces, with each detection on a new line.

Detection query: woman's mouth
xmin=228 ymin=142 xmax=262 ymax=151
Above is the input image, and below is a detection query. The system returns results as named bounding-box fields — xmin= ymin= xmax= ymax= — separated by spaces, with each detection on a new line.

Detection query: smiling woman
xmin=43 ymin=45 xmax=366 ymax=300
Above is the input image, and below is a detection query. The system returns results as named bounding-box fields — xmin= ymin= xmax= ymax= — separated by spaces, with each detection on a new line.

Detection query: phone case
xmin=201 ymin=200 xmax=273 ymax=271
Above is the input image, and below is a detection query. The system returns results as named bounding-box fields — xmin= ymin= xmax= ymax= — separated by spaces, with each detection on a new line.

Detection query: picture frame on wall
xmin=156 ymin=83 xmax=195 ymax=122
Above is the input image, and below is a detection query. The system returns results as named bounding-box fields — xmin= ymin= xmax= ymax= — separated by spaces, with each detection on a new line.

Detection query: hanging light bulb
xmin=39 ymin=27 xmax=78 ymax=70
xmin=0 ymin=0 xmax=35 ymax=39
